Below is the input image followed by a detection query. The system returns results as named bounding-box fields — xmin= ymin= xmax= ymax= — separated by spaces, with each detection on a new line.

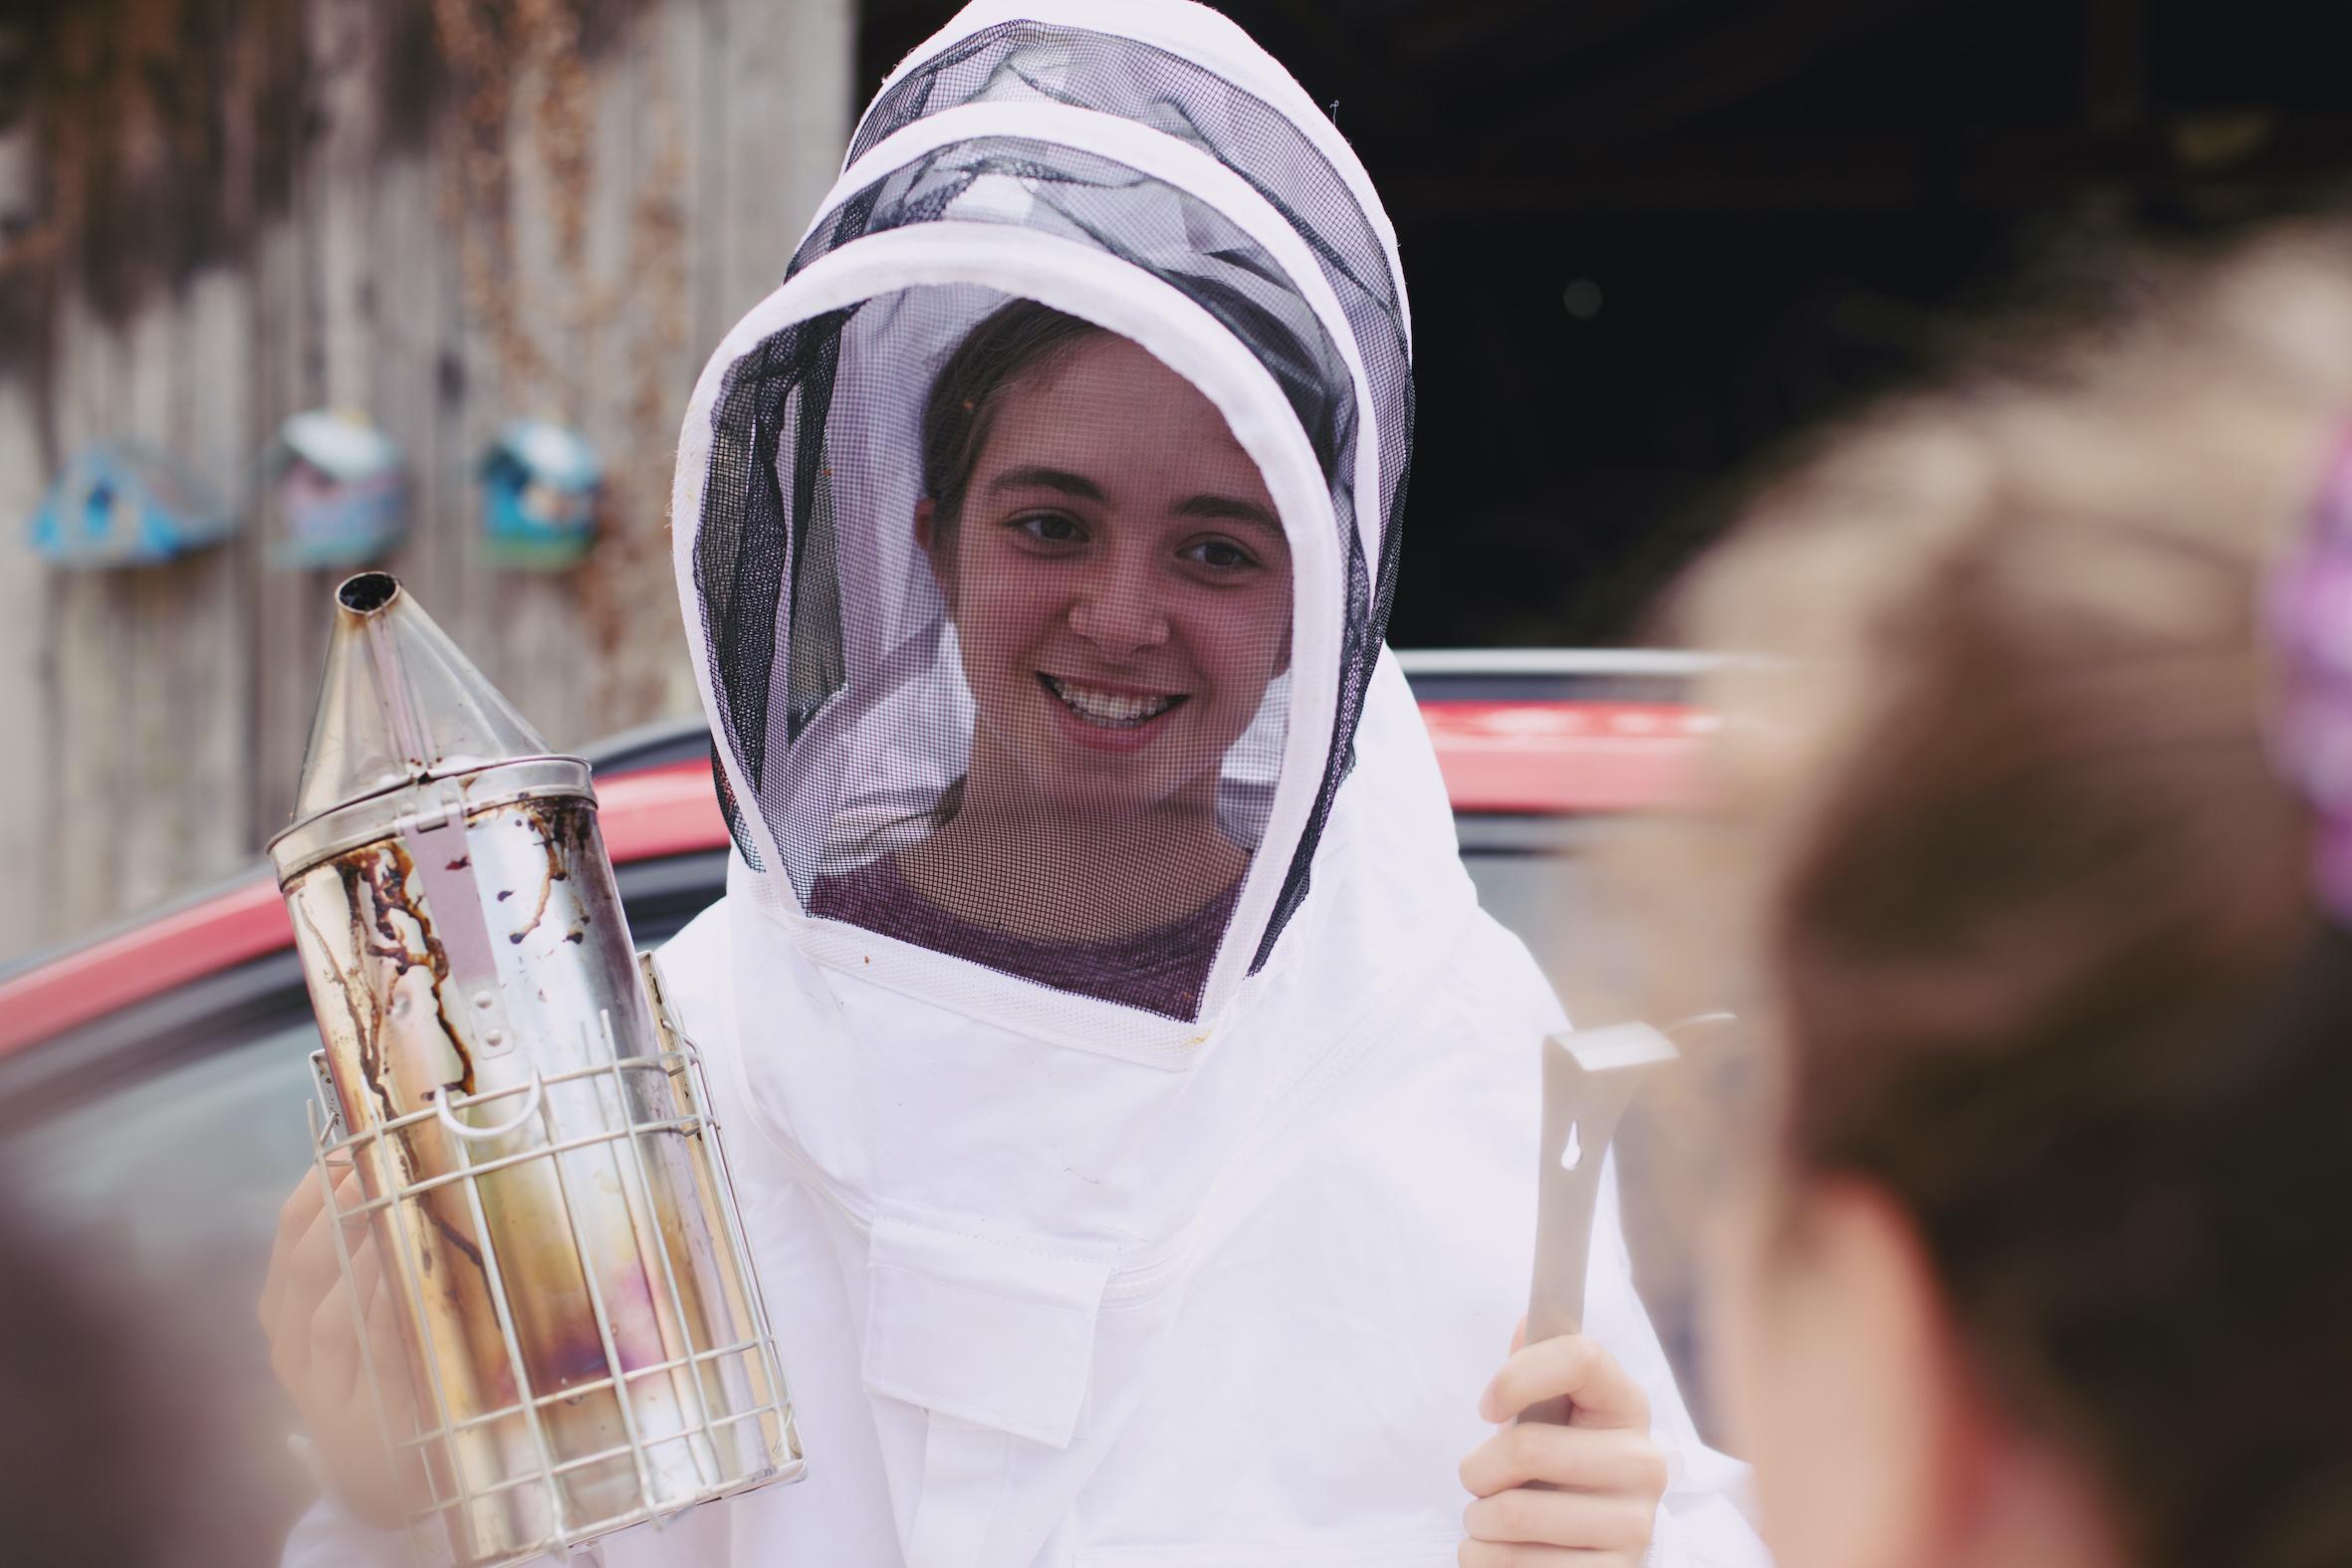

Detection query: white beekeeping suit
xmin=285 ymin=2 xmax=1764 ymax=1563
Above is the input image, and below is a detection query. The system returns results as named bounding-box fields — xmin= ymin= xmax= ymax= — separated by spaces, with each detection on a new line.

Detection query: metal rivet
xmin=483 ymin=1029 xmax=506 ymax=1047
xmin=473 ymin=991 xmax=496 ymax=1010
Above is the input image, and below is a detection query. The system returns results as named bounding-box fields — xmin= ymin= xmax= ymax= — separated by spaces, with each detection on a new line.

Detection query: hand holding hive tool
xmin=265 ymin=571 xmax=802 ymax=1566
xmin=1522 ymin=1021 xmax=1682 ymax=1428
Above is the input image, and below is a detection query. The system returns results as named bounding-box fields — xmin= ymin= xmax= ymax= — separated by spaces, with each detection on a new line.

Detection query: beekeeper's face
xmin=920 ymin=331 xmax=1293 ymax=822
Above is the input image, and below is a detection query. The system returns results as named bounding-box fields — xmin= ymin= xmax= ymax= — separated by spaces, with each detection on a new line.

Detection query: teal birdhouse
xmin=29 ymin=443 xmax=234 ymax=566
xmin=268 ymin=410 xmax=409 ymax=568
xmin=479 ymin=420 xmax=601 ymax=568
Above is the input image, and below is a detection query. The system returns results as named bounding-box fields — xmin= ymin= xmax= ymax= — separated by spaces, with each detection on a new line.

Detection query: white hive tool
xmin=1523 ymin=1020 xmax=1682 ymax=1427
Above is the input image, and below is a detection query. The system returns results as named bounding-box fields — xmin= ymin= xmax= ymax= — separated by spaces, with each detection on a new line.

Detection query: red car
xmin=0 ymin=651 xmax=1711 ymax=1561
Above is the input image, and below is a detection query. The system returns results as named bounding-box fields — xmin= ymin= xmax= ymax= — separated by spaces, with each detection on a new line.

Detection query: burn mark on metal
xmin=527 ymin=1294 xmax=641 ymax=1394
xmin=300 ymin=893 xmax=398 ymax=1132
xmin=337 ymin=840 xmax=475 ymax=1099
xmin=396 ymin=1163 xmax=488 ymax=1277
xmin=507 ymin=799 xmax=593 ymax=947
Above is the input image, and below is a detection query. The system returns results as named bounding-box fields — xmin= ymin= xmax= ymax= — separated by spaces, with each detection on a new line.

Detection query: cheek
xmin=956 ymin=550 xmax=1066 ymax=662
xmin=1179 ymin=582 xmax=1291 ymax=694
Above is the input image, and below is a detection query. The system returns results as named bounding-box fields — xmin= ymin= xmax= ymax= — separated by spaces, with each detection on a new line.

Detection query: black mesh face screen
xmin=849 ymin=22 xmax=1414 ymax=975
xmin=700 ymin=291 xmax=1301 ymax=1019
xmin=795 ymin=140 xmax=1356 ymax=488
xmin=694 ymin=22 xmax=1413 ymax=1015
xmin=850 ymin=20 xmax=1412 ymax=532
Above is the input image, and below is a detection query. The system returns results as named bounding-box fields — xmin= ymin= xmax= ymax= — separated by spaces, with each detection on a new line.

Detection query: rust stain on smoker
xmin=340 ymin=842 xmax=476 ymax=1099
xmin=509 ymin=821 xmax=559 ymax=945
xmin=395 ymin=842 xmax=481 ymax=1100
xmin=317 ymin=843 xmax=500 ymax=1292
xmin=507 ymin=799 xmax=591 ymax=946
xmin=299 ymin=893 xmax=399 ymax=1131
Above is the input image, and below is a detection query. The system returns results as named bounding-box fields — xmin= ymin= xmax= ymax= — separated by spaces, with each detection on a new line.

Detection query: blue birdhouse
xmin=479 ymin=420 xmax=601 ymax=568
xmin=267 ymin=410 xmax=410 ymax=568
xmin=28 ymin=442 xmax=234 ymax=566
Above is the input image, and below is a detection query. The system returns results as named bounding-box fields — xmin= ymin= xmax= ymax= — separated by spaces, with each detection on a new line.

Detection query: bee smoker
xmin=268 ymin=571 xmax=803 ymax=1564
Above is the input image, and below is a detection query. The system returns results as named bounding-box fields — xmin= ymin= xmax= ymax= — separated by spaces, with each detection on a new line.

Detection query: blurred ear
xmin=1821 ymin=1179 xmax=1973 ymax=1566
xmin=1726 ymin=1177 xmax=1988 ymax=1568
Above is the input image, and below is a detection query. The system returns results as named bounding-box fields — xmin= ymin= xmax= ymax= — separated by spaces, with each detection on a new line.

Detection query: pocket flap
xmin=862 ymin=1214 xmax=1114 ymax=1449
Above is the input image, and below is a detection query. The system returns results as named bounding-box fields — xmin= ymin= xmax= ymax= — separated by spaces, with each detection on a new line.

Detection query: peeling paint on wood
xmin=0 ymin=0 xmax=852 ymax=963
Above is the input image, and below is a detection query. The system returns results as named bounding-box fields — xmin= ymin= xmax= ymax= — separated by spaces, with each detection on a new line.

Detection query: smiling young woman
xmin=809 ymin=302 xmax=1294 ymax=988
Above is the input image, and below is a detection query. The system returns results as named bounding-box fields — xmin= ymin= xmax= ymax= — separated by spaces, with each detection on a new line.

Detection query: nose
xmin=1066 ymin=556 xmax=1171 ymax=658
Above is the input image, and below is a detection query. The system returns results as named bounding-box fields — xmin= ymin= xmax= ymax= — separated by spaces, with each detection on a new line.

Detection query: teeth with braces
xmin=1044 ymin=675 xmax=1180 ymax=728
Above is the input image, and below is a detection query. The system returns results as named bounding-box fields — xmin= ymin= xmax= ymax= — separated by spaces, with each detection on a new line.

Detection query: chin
xmin=1030 ymin=775 xmax=1180 ymax=821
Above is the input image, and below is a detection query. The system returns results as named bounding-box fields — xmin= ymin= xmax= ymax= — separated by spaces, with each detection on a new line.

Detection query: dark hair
xmin=1662 ymin=241 xmax=2352 ymax=1568
xmin=919 ymin=298 xmax=1106 ymax=531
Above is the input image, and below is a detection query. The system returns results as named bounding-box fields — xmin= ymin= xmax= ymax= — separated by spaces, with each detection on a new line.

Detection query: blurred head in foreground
xmin=1648 ymin=231 xmax=2352 ymax=1568
xmin=0 ymin=1193 xmax=240 ymax=1566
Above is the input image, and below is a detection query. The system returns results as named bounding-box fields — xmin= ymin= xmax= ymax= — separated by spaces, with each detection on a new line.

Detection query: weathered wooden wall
xmin=0 ymin=0 xmax=854 ymax=963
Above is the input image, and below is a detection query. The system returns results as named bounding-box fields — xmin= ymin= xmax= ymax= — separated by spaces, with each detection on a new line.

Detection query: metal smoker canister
xmin=268 ymin=571 xmax=803 ymax=1565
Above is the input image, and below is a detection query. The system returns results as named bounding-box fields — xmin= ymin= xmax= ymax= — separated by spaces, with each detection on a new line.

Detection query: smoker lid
xmin=286 ymin=571 xmax=560 ymax=825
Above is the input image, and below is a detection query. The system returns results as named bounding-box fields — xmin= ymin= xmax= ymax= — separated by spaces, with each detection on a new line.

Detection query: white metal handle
xmin=432 ymin=1075 xmax=545 ymax=1142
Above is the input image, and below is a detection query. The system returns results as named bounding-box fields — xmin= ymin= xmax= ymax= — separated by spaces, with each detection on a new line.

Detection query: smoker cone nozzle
xmin=287 ymin=571 xmax=552 ymax=825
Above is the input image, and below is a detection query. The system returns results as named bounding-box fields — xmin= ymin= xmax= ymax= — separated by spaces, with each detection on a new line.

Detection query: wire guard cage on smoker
xmin=269 ymin=572 xmax=804 ymax=1566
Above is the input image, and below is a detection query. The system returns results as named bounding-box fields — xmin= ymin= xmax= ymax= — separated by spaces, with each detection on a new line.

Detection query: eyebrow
xmin=1172 ymin=493 xmax=1283 ymax=536
xmin=987 ymin=466 xmax=1105 ymax=503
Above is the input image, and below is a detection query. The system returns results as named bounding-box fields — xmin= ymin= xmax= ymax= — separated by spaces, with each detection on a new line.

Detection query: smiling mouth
xmin=1040 ymin=673 xmax=1186 ymax=729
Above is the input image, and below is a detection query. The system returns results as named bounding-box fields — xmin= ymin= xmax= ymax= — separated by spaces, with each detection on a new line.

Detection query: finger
xmin=1458 ymin=1540 xmax=1626 ymax=1567
xmin=308 ymin=1270 xmax=365 ymax=1404
xmin=268 ymin=1171 xmax=374 ymax=1390
xmin=275 ymin=1167 xmax=332 ymax=1248
xmin=1460 ymin=1423 xmax=1669 ymax=1500
xmin=334 ymin=1218 xmax=411 ymax=1392
xmin=361 ymin=1270 xmax=421 ymax=1437
xmin=305 ymin=1190 xmax=384 ymax=1390
xmin=355 ymin=1245 xmax=418 ymax=1380
xmin=1464 ymin=1486 xmax=1654 ymax=1553
xmin=1478 ymin=1335 xmax=1651 ymax=1430
xmin=262 ymin=1170 xmax=334 ymax=1329
xmin=290 ymin=1169 xmax=371 ymax=1306
xmin=270 ymin=1210 xmax=348 ymax=1376
xmin=267 ymin=1190 xmax=336 ymax=1386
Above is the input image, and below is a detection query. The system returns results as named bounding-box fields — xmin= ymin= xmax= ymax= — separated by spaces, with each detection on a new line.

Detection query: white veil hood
xmin=271 ymin=12 xmax=1764 ymax=1566
xmin=659 ymin=14 xmax=1526 ymax=1552
xmin=671 ymin=0 xmax=1465 ymax=1055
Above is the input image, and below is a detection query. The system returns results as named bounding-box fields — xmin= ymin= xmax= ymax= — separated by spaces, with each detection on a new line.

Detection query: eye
xmin=1182 ymin=538 xmax=1260 ymax=571
xmin=1012 ymin=512 xmax=1086 ymax=545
